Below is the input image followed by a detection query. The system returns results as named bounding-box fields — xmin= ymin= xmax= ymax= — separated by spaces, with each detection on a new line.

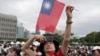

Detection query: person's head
xmin=92 ymin=49 xmax=100 ymax=56
xmin=11 ymin=48 xmax=17 ymax=53
xmin=70 ymin=46 xmax=75 ymax=51
xmin=92 ymin=46 xmax=100 ymax=56
xmin=43 ymin=41 xmax=56 ymax=53
xmin=39 ymin=34 xmax=59 ymax=55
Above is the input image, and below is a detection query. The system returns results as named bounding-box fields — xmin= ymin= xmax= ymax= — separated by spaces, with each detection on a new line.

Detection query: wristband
xmin=67 ymin=21 xmax=73 ymax=24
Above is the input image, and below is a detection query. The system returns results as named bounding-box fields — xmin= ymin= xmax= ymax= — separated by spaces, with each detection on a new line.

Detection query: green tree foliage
xmin=79 ymin=31 xmax=100 ymax=45
xmin=16 ymin=38 xmax=28 ymax=42
xmin=70 ymin=37 xmax=79 ymax=43
xmin=53 ymin=33 xmax=63 ymax=44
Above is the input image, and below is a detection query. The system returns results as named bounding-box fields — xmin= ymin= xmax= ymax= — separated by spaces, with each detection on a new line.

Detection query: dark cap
xmin=39 ymin=35 xmax=59 ymax=55
xmin=45 ymin=36 xmax=54 ymax=42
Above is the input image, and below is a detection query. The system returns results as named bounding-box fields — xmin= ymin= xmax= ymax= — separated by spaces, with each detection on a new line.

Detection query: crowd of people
xmin=0 ymin=42 xmax=23 ymax=56
xmin=0 ymin=42 xmax=100 ymax=56
xmin=0 ymin=6 xmax=100 ymax=56
xmin=67 ymin=46 xmax=100 ymax=56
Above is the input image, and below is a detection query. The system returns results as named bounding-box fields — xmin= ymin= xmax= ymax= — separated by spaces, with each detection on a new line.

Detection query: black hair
xmin=39 ymin=34 xmax=59 ymax=56
xmin=97 ymin=49 xmax=100 ymax=53
xmin=11 ymin=47 xmax=21 ymax=56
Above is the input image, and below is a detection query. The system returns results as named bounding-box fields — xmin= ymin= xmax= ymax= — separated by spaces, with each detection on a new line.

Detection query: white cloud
xmin=0 ymin=0 xmax=100 ymax=36
xmin=14 ymin=1 xmax=32 ymax=13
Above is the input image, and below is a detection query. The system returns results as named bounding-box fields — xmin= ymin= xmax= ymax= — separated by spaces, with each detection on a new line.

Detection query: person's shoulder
xmin=56 ymin=48 xmax=63 ymax=56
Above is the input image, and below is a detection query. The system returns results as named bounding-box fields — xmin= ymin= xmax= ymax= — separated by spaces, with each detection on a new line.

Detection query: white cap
xmin=93 ymin=46 xmax=100 ymax=50
xmin=21 ymin=42 xmax=25 ymax=45
xmin=32 ymin=41 xmax=40 ymax=46
xmin=16 ymin=41 xmax=20 ymax=44
xmin=10 ymin=42 xmax=14 ymax=44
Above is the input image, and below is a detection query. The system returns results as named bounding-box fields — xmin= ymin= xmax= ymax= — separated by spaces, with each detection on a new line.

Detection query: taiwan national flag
xmin=36 ymin=0 xmax=65 ymax=32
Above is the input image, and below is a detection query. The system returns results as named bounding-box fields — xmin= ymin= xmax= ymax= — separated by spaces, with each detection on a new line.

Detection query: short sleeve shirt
xmin=56 ymin=49 xmax=63 ymax=56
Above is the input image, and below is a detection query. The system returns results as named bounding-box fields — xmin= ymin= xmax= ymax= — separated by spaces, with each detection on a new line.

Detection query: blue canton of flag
xmin=40 ymin=0 xmax=55 ymax=15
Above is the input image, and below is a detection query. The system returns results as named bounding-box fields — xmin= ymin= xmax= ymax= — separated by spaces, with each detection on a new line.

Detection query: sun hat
xmin=39 ymin=35 xmax=59 ymax=55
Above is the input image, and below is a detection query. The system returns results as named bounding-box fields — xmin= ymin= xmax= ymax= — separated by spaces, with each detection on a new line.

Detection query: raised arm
xmin=61 ymin=6 xmax=74 ymax=56
xmin=21 ymin=36 xmax=36 ymax=56
xmin=21 ymin=35 xmax=45 ymax=56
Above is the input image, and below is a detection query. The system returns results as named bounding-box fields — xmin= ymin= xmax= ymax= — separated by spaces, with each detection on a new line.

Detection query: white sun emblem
xmin=43 ymin=1 xmax=51 ymax=10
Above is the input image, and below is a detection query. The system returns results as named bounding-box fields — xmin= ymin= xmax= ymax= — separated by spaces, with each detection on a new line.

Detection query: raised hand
xmin=66 ymin=5 xmax=74 ymax=19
